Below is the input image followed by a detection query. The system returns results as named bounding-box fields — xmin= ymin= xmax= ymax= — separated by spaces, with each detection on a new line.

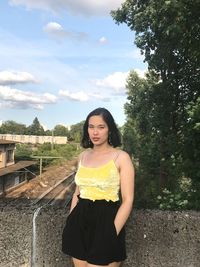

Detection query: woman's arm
xmin=114 ymin=151 xmax=135 ymax=235
xmin=69 ymin=151 xmax=84 ymax=213
xmin=69 ymin=185 xmax=80 ymax=213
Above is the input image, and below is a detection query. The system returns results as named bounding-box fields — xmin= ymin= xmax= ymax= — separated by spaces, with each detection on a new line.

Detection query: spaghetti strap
xmin=78 ymin=153 xmax=83 ymax=167
xmin=79 ymin=151 xmax=87 ymax=166
xmin=113 ymin=150 xmax=121 ymax=162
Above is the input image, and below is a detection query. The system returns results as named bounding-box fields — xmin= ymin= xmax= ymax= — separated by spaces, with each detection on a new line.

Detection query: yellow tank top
xmin=75 ymin=159 xmax=120 ymax=202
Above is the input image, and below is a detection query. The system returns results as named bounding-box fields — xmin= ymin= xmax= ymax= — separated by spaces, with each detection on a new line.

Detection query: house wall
xmin=0 ymin=177 xmax=3 ymax=195
xmin=0 ymin=143 xmax=15 ymax=169
xmin=0 ymin=172 xmax=27 ymax=195
xmin=4 ymin=172 xmax=27 ymax=191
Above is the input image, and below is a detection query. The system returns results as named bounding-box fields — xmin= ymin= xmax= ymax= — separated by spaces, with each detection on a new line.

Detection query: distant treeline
xmin=0 ymin=117 xmax=84 ymax=142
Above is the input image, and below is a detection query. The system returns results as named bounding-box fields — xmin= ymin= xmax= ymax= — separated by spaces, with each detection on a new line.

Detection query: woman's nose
xmin=93 ymin=128 xmax=98 ymax=134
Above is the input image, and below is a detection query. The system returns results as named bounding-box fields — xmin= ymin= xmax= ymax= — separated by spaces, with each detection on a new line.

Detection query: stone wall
xmin=0 ymin=201 xmax=199 ymax=267
xmin=0 ymin=205 xmax=33 ymax=267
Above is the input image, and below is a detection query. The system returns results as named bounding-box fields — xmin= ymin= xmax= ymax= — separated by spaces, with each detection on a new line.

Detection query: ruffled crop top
xmin=75 ymin=159 xmax=120 ymax=202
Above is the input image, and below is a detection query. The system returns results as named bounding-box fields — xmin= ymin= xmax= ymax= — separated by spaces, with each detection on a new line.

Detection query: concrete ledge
xmin=125 ymin=210 xmax=200 ymax=267
xmin=0 ymin=203 xmax=199 ymax=267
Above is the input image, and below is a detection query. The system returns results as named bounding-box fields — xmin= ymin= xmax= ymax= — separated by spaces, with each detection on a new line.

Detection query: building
xmin=0 ymin=134 xmax=68 ymax=144
xmin=0 ymin=140 xmax=36 ymax=196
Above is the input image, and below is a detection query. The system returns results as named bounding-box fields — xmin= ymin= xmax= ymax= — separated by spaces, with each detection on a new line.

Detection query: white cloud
xmin=9 ymin=0 xmax=125 ymax=16
xmin=95 ymin=71 xmax=129 ymax=93
xmin=0 ymin=102 xmax=18 ymax=109
xmin=89 ymin=93 xmax=110 ymax=102
xmin=0 ymin=85 xmax=57 ymax=110
xmin=0 ymin=30 xmax=81 ymax=91
xmin=43 ymin=22 xmax=88 ymax=41
xmin=44 ymin=22 xmax=66 ymax=36
xmin=95 ymin=69 xmax=147 ymax=94
xmin=99 ymin=37 xmax=108 ymax=44
xmin=0 ymin=71 xmax=37 ymax=85
xmin=59 ymin=90 xmax=110 ymax=102
xmin=59 ymin=90 xmax=90 ymax=102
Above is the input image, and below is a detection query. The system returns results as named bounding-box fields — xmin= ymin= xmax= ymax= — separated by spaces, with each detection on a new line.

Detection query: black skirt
xmin=62 ymin=196 xmax=126 ymax=265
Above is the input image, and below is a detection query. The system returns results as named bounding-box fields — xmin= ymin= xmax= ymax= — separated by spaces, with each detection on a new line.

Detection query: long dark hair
xmin=81 ymin=107 xmax=121 ymax=148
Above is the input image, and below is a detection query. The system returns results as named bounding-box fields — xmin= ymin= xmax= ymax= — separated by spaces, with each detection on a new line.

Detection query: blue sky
xmin=0 ymin=0 xmax=147 ymax=130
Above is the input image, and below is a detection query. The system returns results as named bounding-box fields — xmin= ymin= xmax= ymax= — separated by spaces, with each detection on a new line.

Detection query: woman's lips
xmin=92 ymin=138 xmax=100 ymax=141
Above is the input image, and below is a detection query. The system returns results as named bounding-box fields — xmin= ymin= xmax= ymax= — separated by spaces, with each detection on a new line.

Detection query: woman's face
xmin=88 ymin=115 xmax=109 ymax=146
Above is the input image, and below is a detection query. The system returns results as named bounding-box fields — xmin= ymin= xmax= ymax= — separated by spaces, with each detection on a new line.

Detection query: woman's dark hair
xmin=81 ymin=107 xmax=121 ymax=148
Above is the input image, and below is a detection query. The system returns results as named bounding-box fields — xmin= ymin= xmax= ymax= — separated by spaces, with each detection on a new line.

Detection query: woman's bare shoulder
xmin=77 ymin=149 xmax=91 ymax=161
xmin=116 ymin=149 xmax=133 ymax=166
xmin=116 ymin=150 xmax=134 ymax=176
xmin=117 ymin=149 xmax=131 ymax=159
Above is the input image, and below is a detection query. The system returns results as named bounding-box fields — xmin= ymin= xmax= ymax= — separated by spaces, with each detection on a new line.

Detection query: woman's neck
xmin=92 ymin=144 xmax=113 ymax=153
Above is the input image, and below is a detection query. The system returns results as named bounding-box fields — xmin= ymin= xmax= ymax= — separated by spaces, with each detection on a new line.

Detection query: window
xmin=14 ymin=176 xmax=20 ymax=185
xmin=6 ymin=150 xmax=14 ymax=163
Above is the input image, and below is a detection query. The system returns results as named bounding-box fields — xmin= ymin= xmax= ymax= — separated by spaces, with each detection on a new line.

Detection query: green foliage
xmin=0 ymin=120 xmax=27 ymax=134
xmin=187 ymin=97 xmax=200 ymax=134
xmin=122 ymin=119 xmax=138 ymax=157
xmin=45 ymin=129 xmax=52 ymax=136
xmin=15 ymin=142 xmax=81 ymax=167
xmin=53 ymin=124 xmax=69 ymax=137
xmin=112 ymin=0 xmax=200 ymax=79
xmin=33 ymin=143 xmax=80 ymax=165
xmin=156 ymin=177 xmax=197 ymax=210
xmin=112 ymin=0 xmax=200 ymax=210
xmin=181 ymin=97 xmax=200 ymax=205
xmin=0 ymin=117 xmax=85 ymax=142
xmin=69 ymin=121 xmax=85 ymax=142
xmin=15 ymin=143 xmax=32 ymax=160
xmin=27 ymin=117 xmax=45 ymax=136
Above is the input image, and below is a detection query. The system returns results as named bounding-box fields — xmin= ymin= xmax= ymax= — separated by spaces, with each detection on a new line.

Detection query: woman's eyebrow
xmin=88 ymin=123 xmax=105 ymax=126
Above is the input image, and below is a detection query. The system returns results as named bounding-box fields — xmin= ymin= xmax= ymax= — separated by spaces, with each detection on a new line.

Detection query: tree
xmin=0 ymin=120 xmax=27 ymax=134
xmin=45 ymin=129 xmax=52 ymax=136
xmin=27 ymin=117 xmax=45 ymax=136
xmin=183 ymin=97 xmax=200 ymax=180
xmin=112 ymin=0 xmax=200 ymax=209
xmin=124 ymin=70 xmax=168 ymax=207
xmin=15 ymin=143 xmax=32 ymax=160
xmin=53 ymin=124 xmax=69 ymax=137
xmin=69 ymin=121 xmax=85 ymax=142
xmin=112 ymin=0 xmax=200 ymax=78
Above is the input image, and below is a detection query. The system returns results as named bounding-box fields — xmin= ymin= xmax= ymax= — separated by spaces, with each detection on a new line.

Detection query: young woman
xmin=62 ymin=107 xmax=135 ymax=267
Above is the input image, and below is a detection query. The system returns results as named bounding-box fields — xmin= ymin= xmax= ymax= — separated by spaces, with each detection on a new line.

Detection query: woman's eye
xmin=88 ymin=125 xmax=105 ymax=129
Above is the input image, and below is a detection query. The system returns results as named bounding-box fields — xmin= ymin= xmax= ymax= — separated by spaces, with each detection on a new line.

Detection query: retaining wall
xmin=0 ymin=201 xmax=199 ymax=267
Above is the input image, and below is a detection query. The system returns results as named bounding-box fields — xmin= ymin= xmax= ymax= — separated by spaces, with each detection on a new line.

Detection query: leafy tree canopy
xmin=53 ymin=124 xmax=69 ymax=137
xmin=27 ymin=117 xmax=45 ymax=136
xmin=0 ymin=120 xmax=27 ymax=134
xmin=112 ymin=0 xmax=200 ymax=209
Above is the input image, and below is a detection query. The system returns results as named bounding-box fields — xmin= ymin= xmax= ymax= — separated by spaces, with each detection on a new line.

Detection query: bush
xmin=156 ymin=177 xmax=196 ymax=210
xmin=32 ymin=143 xmax=81 ymax=166
xmin=15 ymin=144 xmax=32 ymax=160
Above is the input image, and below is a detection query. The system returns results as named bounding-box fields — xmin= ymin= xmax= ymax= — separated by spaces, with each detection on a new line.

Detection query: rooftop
xmin=0 ymin=140 xmax=17 ymax=145
xmin=0 ymin=161 xmax=37 ymax=176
